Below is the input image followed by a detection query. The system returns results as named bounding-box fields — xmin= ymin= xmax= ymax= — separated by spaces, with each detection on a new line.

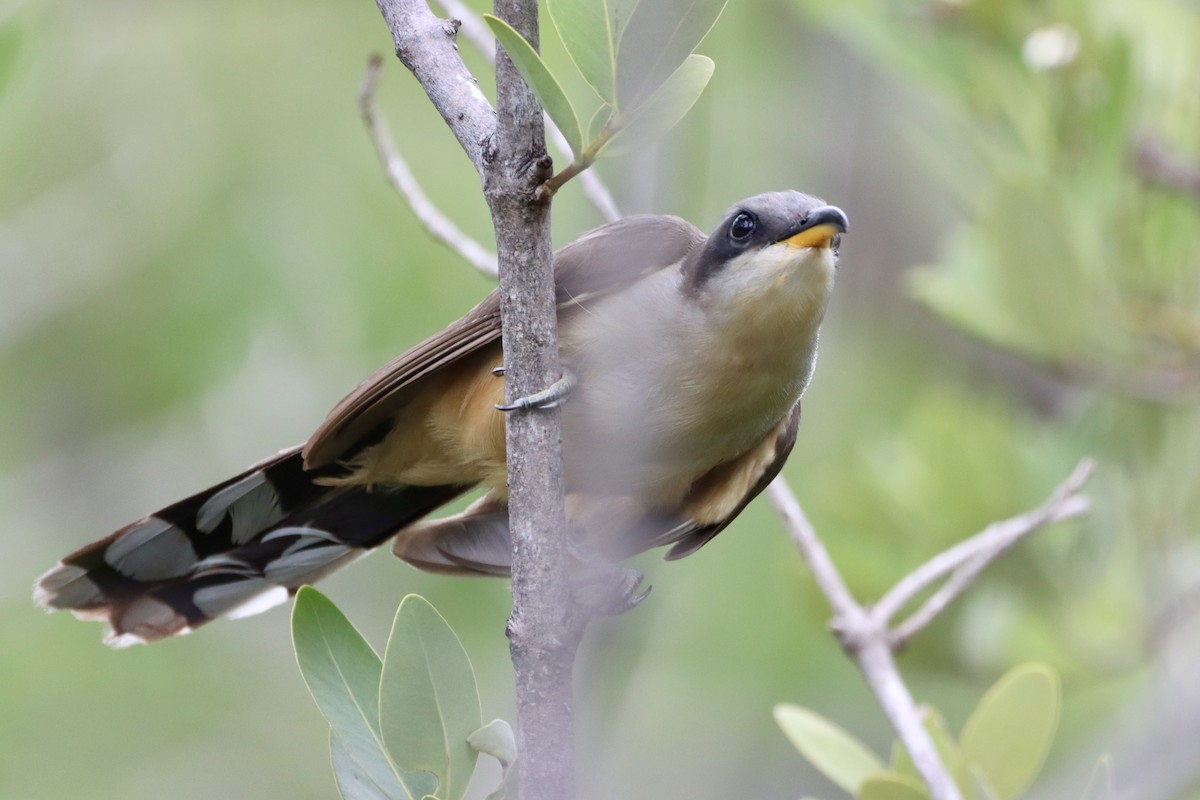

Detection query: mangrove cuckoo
xmin=35 ymin=190 xmax=848 ymax=646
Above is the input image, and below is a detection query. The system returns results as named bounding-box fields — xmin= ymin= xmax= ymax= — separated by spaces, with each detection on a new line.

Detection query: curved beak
xmin=778 ymin=205 xmax=849 ymax=250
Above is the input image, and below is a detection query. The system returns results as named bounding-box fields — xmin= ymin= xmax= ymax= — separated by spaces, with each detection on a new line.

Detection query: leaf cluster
xmin=292 ymin=588 xmax=516 ymax=800
xmin=776 ymin=663 xmax=1107 ymax=800
xmin=484 ymin=0 xmax=726 ymax=193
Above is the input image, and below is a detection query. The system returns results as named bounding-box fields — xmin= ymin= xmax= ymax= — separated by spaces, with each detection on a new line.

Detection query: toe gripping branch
xmin=495 ymin=367 xmax=578 ymax=412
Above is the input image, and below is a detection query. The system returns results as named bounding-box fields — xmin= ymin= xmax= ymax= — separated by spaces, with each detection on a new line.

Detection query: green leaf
xmin=859 ymin=773 xmax=930 ymax=800
xmin=484 ymin=14 xmax=583 ymax=156
xmin=380 ymin=594 xmax=482 ymax=800
xmin=469 ymin=721 xmax=520 ymax=800
xmin=774 ymin=703 xmax=885 ymax=793
xmin=468 ymin=719 xmax=517 ymax=767
xmin=547 ymin=0 xmax=634 ymax=104
xmin=959 ymin=663 xmax=1061 ymax=800
xmin=292 ymin=587 xmax=427 ymax=800
xmin=615 ymin=0 xmax=726 ymax=108
xmin=1079 ymin=756 xmax=1112 ymax=800
xmin=331 ymin=731 xmax=397 ymax=800
xmin=587 ymin=104 xmax=613 ymax=144
xmin=604 ymin=54 xmax=714 ymax=156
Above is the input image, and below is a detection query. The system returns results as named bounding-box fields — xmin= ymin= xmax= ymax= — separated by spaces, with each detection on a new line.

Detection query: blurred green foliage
xmin=4 ymin=0 xmax=1199 ymax=799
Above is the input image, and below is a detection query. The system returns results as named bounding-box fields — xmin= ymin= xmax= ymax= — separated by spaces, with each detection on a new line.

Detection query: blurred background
xmin=3 ymin=0 xmax=1199 ymax=797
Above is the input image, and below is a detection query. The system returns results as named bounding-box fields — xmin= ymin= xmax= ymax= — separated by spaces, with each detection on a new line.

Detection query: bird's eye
xmin=729 ymin=212 xmax=756 ymax=242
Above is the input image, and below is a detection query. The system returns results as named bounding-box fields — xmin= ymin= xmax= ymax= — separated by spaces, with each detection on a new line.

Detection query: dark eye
xmin=729 ymin=212 xmax=756 ymax=242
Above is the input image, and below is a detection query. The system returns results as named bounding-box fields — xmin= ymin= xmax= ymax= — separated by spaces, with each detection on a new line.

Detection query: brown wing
xmin=640 ymin=401 xmax=802 ymax=560
xmin=303 ymin=214 xmax=704 ymax=469
xmin=386 ymin=401 xmax=805 ymax=571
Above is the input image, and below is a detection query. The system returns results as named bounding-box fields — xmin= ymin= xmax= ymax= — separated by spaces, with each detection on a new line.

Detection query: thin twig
xmin=770 ymin=459 xmax=1096 ymax=800
xmin=877 ymin=458 xmax=1095 ymax=635
xmin=433 ymin=0 xmax=622 ymax=222
xmin=767 ymin=479 xmax=860 ymax=617
xmin=768 ymin=477 xmax=965 ymax=800
xmin=889 ymin=483 xmax=1092 ymax=646
xmin=359 ymin=56 xmax=498 ymax=277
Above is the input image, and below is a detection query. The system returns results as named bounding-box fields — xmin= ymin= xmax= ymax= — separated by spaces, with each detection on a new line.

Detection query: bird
xmin=34 ymin=190 xmax=848 ymax=647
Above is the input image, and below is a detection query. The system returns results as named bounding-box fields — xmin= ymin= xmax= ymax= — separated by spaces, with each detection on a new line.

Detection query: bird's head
xmin=683 ymin=191 xmax=848 ymax=324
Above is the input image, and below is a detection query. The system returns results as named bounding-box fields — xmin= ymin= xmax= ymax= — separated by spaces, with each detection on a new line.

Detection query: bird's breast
xmin=559 ymin=266 xmax=825 ymax=499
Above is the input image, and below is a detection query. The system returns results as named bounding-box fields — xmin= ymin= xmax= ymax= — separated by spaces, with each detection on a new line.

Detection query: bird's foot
xmin=567 ymin=531 xmax=651 ymax=617
xmin=495 ymin=367 xmax=577 ymax=412
xmin=572 ymin=562 xmax=651 ymax=617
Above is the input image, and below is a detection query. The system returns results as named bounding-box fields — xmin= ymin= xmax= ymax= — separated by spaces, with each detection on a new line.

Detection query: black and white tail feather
xmin=34 ymin=447 xmax=468 ymax=647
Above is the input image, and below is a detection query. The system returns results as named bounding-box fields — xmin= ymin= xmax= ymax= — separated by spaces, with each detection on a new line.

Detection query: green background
xmin=3 ymin=0 xmax=1198 ymax=798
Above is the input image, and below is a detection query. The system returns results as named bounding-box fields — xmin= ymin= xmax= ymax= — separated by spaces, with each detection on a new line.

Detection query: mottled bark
xmin=372 ymin=2 xmax=578 ymax=798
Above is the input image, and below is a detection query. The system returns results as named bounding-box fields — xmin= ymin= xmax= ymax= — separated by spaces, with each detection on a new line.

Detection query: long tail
xmin=34 ymin=446 xmax=469 ymax=646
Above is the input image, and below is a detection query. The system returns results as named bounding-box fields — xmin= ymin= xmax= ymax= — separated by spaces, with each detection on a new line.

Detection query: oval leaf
xmin=484 ymin=14 xmax=583 ymax=156
xmin=547 ymin=0 xmax=623 ymax=104
xmin=959 ymin=662 xmax=1061 ymax=800
xmin=587 ymin=104 xmax=613 ymax=143
xmin=468 ymin=719 xmax=518 ymax=767
xmin=380 ymin=594 xmax=482 ymax=800
xmin=604 ymin=54 xmax=713 ymax=156
xmin=469 ymin=719 xmax=519 ymax=800
xmin=860 ymin=773 xmax=931 ymax=800
xmin=292 ymin=587 xmax=426 ymax=800
xmin=331 ymin=731 xmax=402 ymax=800
xmin=774 ymin=703 xmax=885 ymax=793
xmin=615 ymin=0 xmax=726 ymax=108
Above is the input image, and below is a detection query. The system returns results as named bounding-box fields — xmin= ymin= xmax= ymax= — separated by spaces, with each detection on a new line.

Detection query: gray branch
xmin=767 ymin=478 xmax=965 ymax=800
xmin=372 ymin=2 xmax=577 ymax=799
xmin=886 ymin=461 xmax=1094 ymax=647
xmin=768 ymin=457 xmax=1095 ymax=800
xmin=358 ymin=55 xmax=498 ymax=277
xmin=374 ymin=0 xmax=497 ymax=176
xmin=486 ymin=1 xmax=578 ymax=798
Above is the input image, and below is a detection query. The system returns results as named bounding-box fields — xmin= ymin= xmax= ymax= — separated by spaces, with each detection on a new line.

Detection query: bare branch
xmin=768 ymin=476 xmax=964 ymax=800
xmin=889 ymin=467 xmax=1093 ymax=647
xmin=877 ymin=458 xmax=1095 ymax=636
xmin=857 ymin=636 xmax=964 ymax=800
xmin=433 ymin=0 xmax=622 ymax=222
xmin=435 ymin=0 xmax=493 ymax=54
xmin=374 ymin=0 xmax=497 ymax=175
xmin=485 ymin=2 xmax=576 ymax=798
xmin=767 ymin=478 xmax=861 ymax=618
xmin=359 ymin=56 xmax=499 ymax=278
xmin=372 ymin=3 xmax=575 ymax=798
xmin=770 ymin=459 xmax=1096 ymax=800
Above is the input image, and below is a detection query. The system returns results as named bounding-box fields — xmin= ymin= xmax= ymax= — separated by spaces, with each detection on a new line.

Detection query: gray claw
xmin=495 ymin=368 xmax=578 ymax=412
xmin=606 ymin=572 xmax=652 ymax=615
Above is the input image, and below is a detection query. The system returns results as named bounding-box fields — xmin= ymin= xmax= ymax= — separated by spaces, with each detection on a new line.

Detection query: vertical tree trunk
xmin=485 ymin=2 xmax=578 ymax=798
